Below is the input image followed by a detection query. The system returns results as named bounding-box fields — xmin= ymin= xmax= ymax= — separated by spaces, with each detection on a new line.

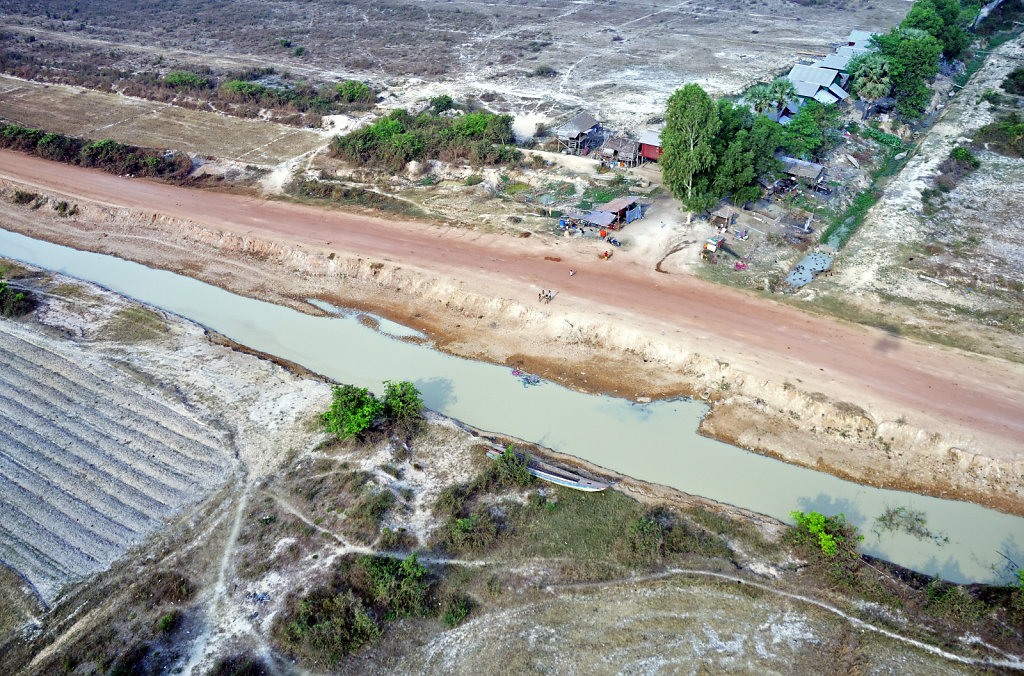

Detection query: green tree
xmin=661 ymin=83 xmax=721 ymax=216
xmin=901 ymin=0 xmax=969 ymax=59
xmin=382 ymin=380 xmax=424 ymax=431
xmin=768 ymin=77 xmax=797 ymax=116
xmin=321 ymin=384 xmax=384 ymax=441
xmin=745 ymin=84 xmax=774 ymax=116
xmin=872 ymin=27 xmax=943 ymax=118
xmin=850 ymin=53 xmax=893 ymax=119
xmin=783 ymin=106 xmax=823 ymax=159
xmin=748 ymin=116 xmax=785 ymax=179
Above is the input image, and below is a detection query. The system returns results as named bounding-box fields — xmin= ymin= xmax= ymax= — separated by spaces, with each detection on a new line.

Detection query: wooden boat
xmin=485 ymin=445 xmax=610 ymax=492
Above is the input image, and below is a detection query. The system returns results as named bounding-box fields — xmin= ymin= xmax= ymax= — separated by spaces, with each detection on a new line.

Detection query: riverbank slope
xmin=1 ymin=157 xmax=1022 ymax=517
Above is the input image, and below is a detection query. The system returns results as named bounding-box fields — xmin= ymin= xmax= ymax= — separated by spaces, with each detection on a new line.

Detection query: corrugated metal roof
xmin=596 ymin=196 xmax=639 ymax=213
xmin=814 ymin=89 xmax=839 ymax=105
xmin=790 ymin=79 xmax=820 ymax=98
xmin=813 ymin=53 xmax=852 ymax=72
xmin=778 ymin=155 xmax=823 ymax=180
xmin=584 ymin=210 xmax=616 ymax=226
xmin=603 ymin=136 xmax=638 ymax=155
xmin=837 ymin=45 xmax=870 ymax=58
xmin=828 ymin=83 xmax=850 ymax=100
xmin=557 ymin=111 xmax=599 ymax=137
xmin=639 ymin=129 xmax=662 ymax=147
xmin=788 ymin=64 xmax=840 ymax=87
xmin=847 ymin=30 xmax=875 ymax=48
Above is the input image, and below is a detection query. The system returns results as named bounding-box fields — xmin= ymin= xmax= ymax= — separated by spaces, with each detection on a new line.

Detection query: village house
xmin=600 ymin=136 xmax=640 ymax=167
xmin=555 ymin=111 xmax=601 ymax=154
xmin=639 ymin=129 xmax=663 ymax=162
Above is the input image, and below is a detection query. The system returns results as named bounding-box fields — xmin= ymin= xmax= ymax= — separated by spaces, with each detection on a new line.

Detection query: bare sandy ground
xmin=1 ymin=153 xmax=1022 ymax=517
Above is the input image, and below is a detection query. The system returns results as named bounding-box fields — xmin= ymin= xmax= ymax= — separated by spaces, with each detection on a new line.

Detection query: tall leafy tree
xmin=901 ymin=0 xmax=969 ymax=59
xmin=781 ymin=101 xmax=841 ymax=159
xmin=872 ymin=28 xmax=943 ymax=118
xmin=850 ymin=53 xmax=893 ymax=119
xmin=661 ymin=83 xmax=721 ymax=216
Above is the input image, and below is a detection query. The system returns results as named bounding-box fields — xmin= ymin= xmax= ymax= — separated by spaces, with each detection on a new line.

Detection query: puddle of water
xmin=782 ymin=251 xmax=833 ymax=291
xmin=307 ymin=298 xmax=427 ymax=339
xmin=2 ymin=228 xmax=1022 ymax=584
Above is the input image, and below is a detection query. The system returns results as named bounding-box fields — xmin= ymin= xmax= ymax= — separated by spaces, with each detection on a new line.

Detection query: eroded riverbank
xmin=1 ymin=169 xmax=1022 ymax=523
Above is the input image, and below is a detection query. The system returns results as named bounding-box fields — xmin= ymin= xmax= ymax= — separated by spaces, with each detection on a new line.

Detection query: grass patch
xmin=101 ymin=306 xmax=167 ymax=342
xmin=288 ymin=179 xmax=432 ymax=220
xmin=820 ymin=189 xmax=880 ymax=249
xmin=344 ymin=489 xmax=396 ymax=543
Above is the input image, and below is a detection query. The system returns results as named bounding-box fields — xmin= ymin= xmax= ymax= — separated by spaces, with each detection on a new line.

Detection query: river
xmin=1 ymin=227 xmax=1021 ymax=584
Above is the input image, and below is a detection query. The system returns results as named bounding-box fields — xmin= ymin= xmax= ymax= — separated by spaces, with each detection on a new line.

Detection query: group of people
xmin=538 ymin=289 xmax=556 ymax=303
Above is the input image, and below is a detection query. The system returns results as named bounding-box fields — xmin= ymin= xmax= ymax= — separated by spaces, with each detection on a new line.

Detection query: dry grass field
xmin=0 ymin=75 xmax=326 ymax=165
xmin=1 ymin=0 xmax=910 ymax=129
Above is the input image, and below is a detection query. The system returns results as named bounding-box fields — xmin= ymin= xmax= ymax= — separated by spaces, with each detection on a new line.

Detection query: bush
xmin=12 ymin=189 xmax=37 ymax=205
xmin=787 ymin=510 xmax=862 ymax=582
xmin=493 ymin=445 xmax=534 ymax=488
xmin=628 ymin=516 xmax=666 ymax=564
xmin=331 ymin=108 xmax=520 ymax=172
xmin=357 ymin=553 xmax=431 ymax=618
xmin=345 ymin=489 xmax=396 ymax=541
xmin=441 ymin=596 xmax=471 ymax=627
xmin=336 ymin=79 xmax=375 ymax=104
xmin=464 ymin=174 xmax=484 ymax=186
xmin=1002 ymin=67 xmax=1024 ymax=95
xmin=438 ymin=510 xmax=498 ymax=553
xmin=165 ymin=70 xmax=210 ymax=89
xmin=321 ymin=384 xmax=384 ymax=441
xmin=976 ymin=113 xmax=1024 ymax=158
xmin=273 ymin=588 xmax=381 ymax=666
xmin=382 ymin=380 xmax=424 ymax=431
xmin=206 ymin=655 xmax=269 ymax=676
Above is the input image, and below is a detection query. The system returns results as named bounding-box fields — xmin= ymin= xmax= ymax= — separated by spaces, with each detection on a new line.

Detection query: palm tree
xmin=746 ymin=84 xmax=773 ymax=116
xmin=769 ymin=77 xmax=797 ymax=117
xmin=852 ymin=54 xmax=892 ymax=120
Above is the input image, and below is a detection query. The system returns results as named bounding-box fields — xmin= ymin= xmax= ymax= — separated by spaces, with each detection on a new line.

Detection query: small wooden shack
xmin=594 ymin=196 xmax=642 ymax=229
xmin=601 ymin=136 xmax=639 ymax=167
xmin=556 ymin=111 xmax=601 ymax=154
xmin=778 ymin=155 xmax=824 ymax=182
xmin=639 ymin=129 xmax=663 ymax=162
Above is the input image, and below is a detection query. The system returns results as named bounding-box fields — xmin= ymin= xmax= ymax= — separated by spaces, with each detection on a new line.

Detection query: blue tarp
xmin=625 ymin=205 xmax=642 ymax=224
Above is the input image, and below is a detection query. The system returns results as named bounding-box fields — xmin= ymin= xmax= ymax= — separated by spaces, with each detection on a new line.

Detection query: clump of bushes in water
xmin=0 ymin=124 xmax=192 ymax=179
xmin=330 ymin=107 xmax=521 ymax=172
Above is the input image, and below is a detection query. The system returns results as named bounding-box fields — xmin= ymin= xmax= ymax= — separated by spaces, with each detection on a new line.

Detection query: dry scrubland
xmin=822 ymin=35 xmax=1024 ymax=362
xmin=1 ymin=0 xmax=908 ymax=129
xmin=2 ymin=267 xmax=1021 ymax=674
xmin=0 ymin=75 xmax=326 ymax=165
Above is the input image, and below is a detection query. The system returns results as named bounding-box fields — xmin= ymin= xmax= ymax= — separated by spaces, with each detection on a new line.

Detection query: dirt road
xmin=2 ymin=150 xmax=1022 ymax=464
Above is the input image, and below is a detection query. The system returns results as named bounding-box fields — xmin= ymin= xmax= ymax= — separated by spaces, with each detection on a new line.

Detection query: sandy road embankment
xmin=1 ymin=153 xmax=1022 ymax=516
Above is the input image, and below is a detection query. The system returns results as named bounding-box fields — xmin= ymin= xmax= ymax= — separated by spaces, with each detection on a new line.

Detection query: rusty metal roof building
xmin=596 ymin=196 xmax=639 ymax=213
xmin=602 ymin=136 xmax=638 ymax=156
xmin=778 ymin=155 xmax=824 ymax=181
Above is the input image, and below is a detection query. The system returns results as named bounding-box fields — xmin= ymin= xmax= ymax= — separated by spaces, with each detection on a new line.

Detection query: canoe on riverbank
xmin=485 ymin=446 xmax=610 ymax=492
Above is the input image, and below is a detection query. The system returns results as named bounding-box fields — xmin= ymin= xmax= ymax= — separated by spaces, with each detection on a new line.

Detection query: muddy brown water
xmin=2 ymin=227 xmax=1022 ymax=584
